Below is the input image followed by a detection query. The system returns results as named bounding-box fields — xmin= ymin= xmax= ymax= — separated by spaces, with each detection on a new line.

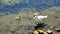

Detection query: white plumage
xmin=37 ymin=15 xmax=48 ymax=19
xmin=34 ymin=15 xmax=48 ymax=21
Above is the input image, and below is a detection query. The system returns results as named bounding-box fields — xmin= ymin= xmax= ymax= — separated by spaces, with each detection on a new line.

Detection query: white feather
xmin=34 ymin=15 xmax=48 ymax=20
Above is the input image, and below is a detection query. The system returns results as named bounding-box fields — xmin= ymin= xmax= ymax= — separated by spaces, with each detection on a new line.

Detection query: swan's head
xmin=33 ymin=12 xmax=39 ymax=17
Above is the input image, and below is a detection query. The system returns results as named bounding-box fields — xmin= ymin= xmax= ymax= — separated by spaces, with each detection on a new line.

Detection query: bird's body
xmin=37 ymin=15 xmax=48 ymax=19
xmin=34 ymin=15 xmax=48 ymax=21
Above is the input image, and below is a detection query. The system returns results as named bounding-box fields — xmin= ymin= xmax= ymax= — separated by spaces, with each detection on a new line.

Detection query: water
xmin=0 ymin=0 xmax=60 ymax=13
